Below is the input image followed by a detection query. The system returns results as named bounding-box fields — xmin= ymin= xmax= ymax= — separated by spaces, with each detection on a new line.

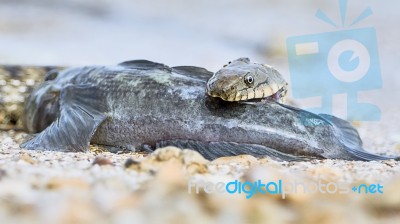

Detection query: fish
xmin=21 ymin=59 xmax=399 ymax=161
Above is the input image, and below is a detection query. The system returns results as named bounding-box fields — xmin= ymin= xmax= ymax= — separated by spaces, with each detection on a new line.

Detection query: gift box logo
xmin=286 ymin=0 xmax=381 ymax=122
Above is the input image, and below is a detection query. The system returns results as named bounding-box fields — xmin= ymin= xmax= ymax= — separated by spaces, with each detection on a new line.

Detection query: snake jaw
xmin=242 ymin=86 xmax=287 ymax=104
xmin=207 ymin=86 xmax=287 ymax=104
xmin=207 ymin=80 xmax=287 ymax=103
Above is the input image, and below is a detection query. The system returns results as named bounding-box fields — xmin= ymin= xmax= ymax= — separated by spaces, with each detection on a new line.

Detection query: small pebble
xmin=124 ymin=158 xmax=140 ymax=168
xmin=92 ymin=156 xmax=114 ymax=166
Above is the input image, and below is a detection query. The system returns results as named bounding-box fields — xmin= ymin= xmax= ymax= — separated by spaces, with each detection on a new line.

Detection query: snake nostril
xmin=230 ymin=86 xmax=235 ymax=90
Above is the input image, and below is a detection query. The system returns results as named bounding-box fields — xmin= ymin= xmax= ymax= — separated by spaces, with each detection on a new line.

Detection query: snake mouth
xmin=243 ymin=87 xmax=287 ymax=103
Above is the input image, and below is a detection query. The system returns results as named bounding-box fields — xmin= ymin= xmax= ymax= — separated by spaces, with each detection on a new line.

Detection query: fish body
xmin=22 ymin=60 xmax=398 ymax=161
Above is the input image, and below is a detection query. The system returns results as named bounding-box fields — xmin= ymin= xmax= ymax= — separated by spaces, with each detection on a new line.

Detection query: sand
xmin=0 ymin=130 xmax=399 ymax=224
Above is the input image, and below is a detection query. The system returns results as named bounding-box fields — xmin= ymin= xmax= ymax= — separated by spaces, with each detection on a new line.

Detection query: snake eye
xmin=244 ymin=74 xmax=254 ymax=85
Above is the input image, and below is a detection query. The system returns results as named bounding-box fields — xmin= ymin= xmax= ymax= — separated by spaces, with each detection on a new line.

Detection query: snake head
xmin=206 ymin=58 xmax=288 ymax=103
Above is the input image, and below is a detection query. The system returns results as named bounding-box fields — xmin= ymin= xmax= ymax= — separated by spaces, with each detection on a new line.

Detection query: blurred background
xmin=0 ymin=0 xmax=399 ymax=149
xmin=0 ymin=0 xmax=397 ymax=69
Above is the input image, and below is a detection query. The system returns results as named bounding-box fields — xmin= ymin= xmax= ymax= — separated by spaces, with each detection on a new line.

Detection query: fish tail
xmin=343 ymin=146 xmax=399 ymax=161
xmin=319 ymin=114 xmax=399 ymax=161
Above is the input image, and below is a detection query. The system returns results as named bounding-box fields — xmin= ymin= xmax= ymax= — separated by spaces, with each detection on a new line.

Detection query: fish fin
xmin=233 ymin=57 xmax=250 ymax=63
xmin=343 ymin=146 xmax=399 ymax=161
xmin=318 ymin=114 xmax=399 ymax=161
xmin=156 ymin=140 xmax=314 ymax=161
xmin=172 ymin=66 xmax=214 ymax=81
xmin=118 ymin=60 xmax=171 ymax=72
xmin=279 ymin=104 xmax=399 ymax=161
xmin=21 ymin=85 xmax=107 ymax=152
xmin=318 ymin=114 xmax=363 ymax=148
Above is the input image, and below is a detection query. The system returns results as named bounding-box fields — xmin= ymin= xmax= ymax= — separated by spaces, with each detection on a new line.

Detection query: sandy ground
xmin=1 ymin=0 xmax=400 ymax=223
xmin=1 ymin=131 xmax=400 ymax=223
